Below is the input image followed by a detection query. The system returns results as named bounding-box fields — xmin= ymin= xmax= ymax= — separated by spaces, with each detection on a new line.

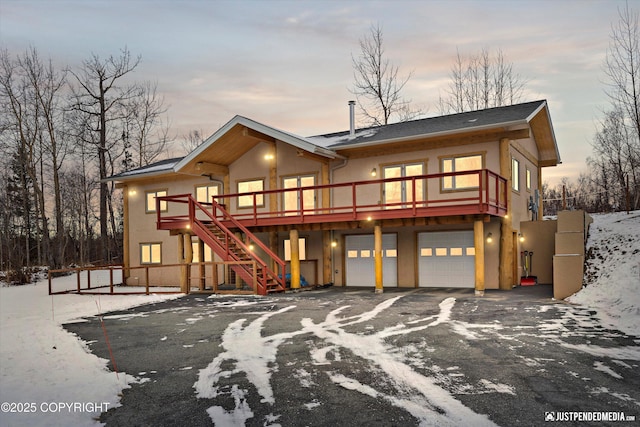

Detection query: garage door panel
xmin=345 ymin=234 xmax=397 ymax=287
xmin=418 ymin=231 xmax=474 ymax=288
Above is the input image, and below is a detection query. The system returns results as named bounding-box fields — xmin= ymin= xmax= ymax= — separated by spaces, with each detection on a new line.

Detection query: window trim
xmin=145 ymin=189 xmax=168 ymax=214
xmin=237 ymin=178 xmax=265 ymax=209
xmin=512 ymin=157 xmax=521 ymax=193
xmin=438 ymin=152 xmax=486 ymax=192
xmin=140 ymin=242 xmax=162 ymax=265
xmin=195 ymin=183 xmax=222 ymax=204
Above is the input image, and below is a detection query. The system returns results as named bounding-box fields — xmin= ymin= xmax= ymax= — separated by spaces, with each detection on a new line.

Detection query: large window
xmin=195 ymin=184 xmax=221 ymax=204
xmin=283 ymin=175 xmax=316 ymax=215
xmin=146 ymin=190 xmax=167 ymax=213
xmin=140 ymin=243 xmax=162 ymax=264
xmin=512 ymin=158 xmax=520 ymax=192
xmin=383 ymin=162 xmax=425 ymax=208
xmin=237 ymin=179 xmax=264 ymax=208
xmin=284 ymin=238 xmax=307 ymax=261
xmin=441 ymin=154 xmax=483 ymax=190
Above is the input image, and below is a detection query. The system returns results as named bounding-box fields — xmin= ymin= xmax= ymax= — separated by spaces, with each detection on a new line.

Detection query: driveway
xmin=64 ymin=286 xmax=640 ymax=426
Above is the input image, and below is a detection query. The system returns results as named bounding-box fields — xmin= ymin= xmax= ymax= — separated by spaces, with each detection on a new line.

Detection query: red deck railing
xmin=203 ymin=169 xmax=506 ymax=226
xmin=158 ymin=169 xmax=506 ymax=229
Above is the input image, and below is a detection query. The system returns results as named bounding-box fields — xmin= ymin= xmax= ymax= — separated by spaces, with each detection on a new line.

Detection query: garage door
xmin=345 ymin=234 xmax=397 ymax=287
xmin=418 ymin=231 xmax=475 ymax=288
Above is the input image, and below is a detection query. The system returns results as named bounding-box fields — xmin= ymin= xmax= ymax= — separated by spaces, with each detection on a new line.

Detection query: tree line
xmin=0 ymin=47 xmax=170 ymax=278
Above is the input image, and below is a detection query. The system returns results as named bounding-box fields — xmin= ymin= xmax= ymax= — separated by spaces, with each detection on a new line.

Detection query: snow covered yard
xmin=0 ymin=211 xmax=638 ymax=426
xmin=0 ymin=272 xmax=181 ymax=427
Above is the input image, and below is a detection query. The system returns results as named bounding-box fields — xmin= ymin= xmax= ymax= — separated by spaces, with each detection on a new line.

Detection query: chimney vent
xmin=348 ymin=100 xmax=356 ymax=138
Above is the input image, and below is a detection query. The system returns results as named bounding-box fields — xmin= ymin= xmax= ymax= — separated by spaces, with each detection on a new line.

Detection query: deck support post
xmin=374 ymin=224 xmax=383 ymax=294
xmin=198 ymin=238 xmax=206 ymax=291
xmin=290 ymin=229 xmax=301 ymax=290
xmin=178 ymin=233 xmax=191 ymax=294
xmin=322 ymin=230 xmax=332 ymax=285
xmin=474 ymin=220 xmax=485 ymax=296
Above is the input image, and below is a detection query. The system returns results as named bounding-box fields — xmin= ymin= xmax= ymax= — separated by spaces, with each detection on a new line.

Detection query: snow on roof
xmin=108 ymin=157 xmax=184 ymax=180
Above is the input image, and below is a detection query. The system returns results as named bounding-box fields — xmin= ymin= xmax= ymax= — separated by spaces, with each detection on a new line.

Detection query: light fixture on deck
xmin=370 ymin=167 xmax=377 ymax=177
xmin=486 ymin=233 xmax=493 ymax=243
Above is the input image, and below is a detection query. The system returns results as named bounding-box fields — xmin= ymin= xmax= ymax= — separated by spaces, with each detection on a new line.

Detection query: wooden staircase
xmin=157 ymin=194 xmax=286 ymax=295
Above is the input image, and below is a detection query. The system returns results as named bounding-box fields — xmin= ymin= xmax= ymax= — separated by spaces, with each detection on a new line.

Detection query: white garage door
xmin=345 ymin=234 xmax=397 ymax=287
xmin=418 ymin=231 xmax=475 ymax=288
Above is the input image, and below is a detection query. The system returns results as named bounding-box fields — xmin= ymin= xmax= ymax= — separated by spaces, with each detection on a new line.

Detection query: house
xmin=106 ymin=100 xmax=560 ymax=295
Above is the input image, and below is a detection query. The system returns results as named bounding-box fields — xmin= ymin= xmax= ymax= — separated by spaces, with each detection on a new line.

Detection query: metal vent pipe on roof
xmin=348 ymin=100 xmax=356 ymax=137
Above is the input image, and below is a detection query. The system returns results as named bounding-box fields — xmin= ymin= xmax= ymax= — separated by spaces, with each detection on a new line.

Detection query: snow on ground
xmin=566 ymin=210 xmax=640 ymax=336
xmin=0 ymin=272 xmax=180 ymax=427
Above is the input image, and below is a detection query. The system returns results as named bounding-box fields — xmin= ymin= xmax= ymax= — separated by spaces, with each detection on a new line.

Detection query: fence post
xmin=145 ymin=266 xmax=150 ymax=295
xmin=109 ymin=267 xmax=114 ymax=294
xmin=76 ymin=269 xmax=81 ymax=293
xmin=48 ymin=271 xmax=52 ymax=295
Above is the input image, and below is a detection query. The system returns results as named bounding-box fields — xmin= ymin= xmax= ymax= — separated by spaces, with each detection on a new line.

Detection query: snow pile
xmin=567 ymin=211 xmax=640 ymax=337
xmin=0 ymin=274 xmax=180 ymax=427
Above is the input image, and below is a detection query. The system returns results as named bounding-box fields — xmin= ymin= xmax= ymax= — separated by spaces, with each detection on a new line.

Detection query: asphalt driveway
xmin=64 ymin=285 xmax=640 ymax=426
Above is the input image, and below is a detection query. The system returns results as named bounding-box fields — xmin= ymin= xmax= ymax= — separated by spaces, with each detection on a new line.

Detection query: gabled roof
xmin=107 ymin=100 xmax=560 ymax=182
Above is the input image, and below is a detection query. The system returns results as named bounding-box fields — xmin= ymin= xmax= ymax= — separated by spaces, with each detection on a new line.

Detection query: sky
xmin=0 ymin=0 xmax=631 ymax=184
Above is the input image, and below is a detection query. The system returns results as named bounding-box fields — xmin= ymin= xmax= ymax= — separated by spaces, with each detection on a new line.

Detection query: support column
xmin=322 ymin=230 xmax=332 ymax=285
xmin=374 ymin=224 xmax=383 ymax=294
xmin=290 ymin=229 xmax=300 ymax=290
xmin=474 ymin=220 xmax=485 ymax=296
xmin=269 ymin=231 xmax=278 ymax=272
xmin=198 ymin=238 xmax=206 ymax=291
xmin=178 ymin=233 xmax=188 ymax=293
xmin=499 ymin=137 xmax=514 ymax=290
xmin=123 ymin=186 xmax=130 ymax=282
xmin=537 ymin=165 xmax=544 ymax=219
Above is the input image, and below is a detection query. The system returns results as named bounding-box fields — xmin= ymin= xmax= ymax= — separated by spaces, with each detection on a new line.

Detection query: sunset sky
xmin=0 ymin=0 xmax=630 ymax=184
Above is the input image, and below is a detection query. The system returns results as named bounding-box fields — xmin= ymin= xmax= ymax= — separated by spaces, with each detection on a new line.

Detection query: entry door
xmin=345 ymin=234 xmax=397 ymax=287
xmin=283 ymin=175 xmax=315 ymax=215
xmin=418 ymin=231 xmax=475 ymax=288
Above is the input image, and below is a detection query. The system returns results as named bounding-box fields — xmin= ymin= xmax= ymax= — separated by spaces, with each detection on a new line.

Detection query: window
xmin=526 ymin=168 xmax=532 ymax=191
xmin=195 ymin=184 xmax=221 ymax=204
xmin=140 ymin=243 xmax=161 ymax=264
xmin=441 ymin=154 xmax=483 ymax=190
xmin=146 ymin=190 xmax=167 ymax=213
xmin=284 ymin=238 xmax=307 ymax=261
xmin=237 ymin=179 xmax=264 ymax=208
xmin=512 ymin=158 xmax=520 ymax=192
xmin=283 ymin=175 xmax=316 ymax=215
xmin=383 ymin=162 xmax=425 ymax=208
xmin=192 ymin=239 xmax=213 ymax=262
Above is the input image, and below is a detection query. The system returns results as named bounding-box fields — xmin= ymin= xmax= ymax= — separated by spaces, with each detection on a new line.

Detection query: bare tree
xmin=179 ymin=129 xmax=206 ymax=154
xmin=438 ymin=48 xmax=526 ymax=114
xmin=598 ymin=2 xmax=640 ymax=210
xmin=351 ymin=23 xmax=422 ymax=126
xmin=123 ymin=81 xmax=172 ymax=168
xmin=68 ymin=47 xmax=141 ymax=264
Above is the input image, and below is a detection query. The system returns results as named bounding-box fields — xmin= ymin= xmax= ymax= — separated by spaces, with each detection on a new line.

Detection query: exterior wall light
xmin=519 ymin=233 xmax=525 ymax=242
xmin=331 ymin=240 xmax=337 ymax=248
xmin=371 ymin=167 xmax=377 ymax=177
xmin=128 ymin=189 xmax=137 ymax=196
xmin=264 ymin=153 xmax=274 ymax=161
xmin=486 ymin=233 xmax=493 ymax=243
